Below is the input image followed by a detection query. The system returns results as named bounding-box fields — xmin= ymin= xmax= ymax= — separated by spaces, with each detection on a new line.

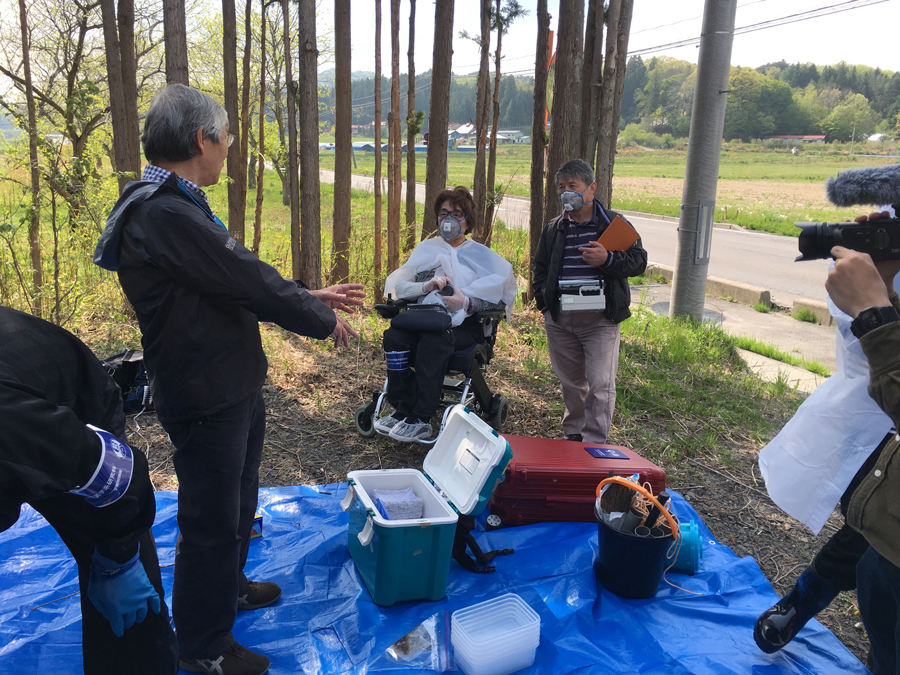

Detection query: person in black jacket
xmin=94 ymin=84 xmax=363 ymax=675
xmin=533 ymin=159 xmax=647 ymax=444
xmin=0 ymin=306 xmax=178 ymax=675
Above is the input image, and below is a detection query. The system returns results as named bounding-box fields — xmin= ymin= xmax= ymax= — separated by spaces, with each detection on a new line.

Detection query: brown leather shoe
xmin=237 ymin=580 xmax=282 ymax=610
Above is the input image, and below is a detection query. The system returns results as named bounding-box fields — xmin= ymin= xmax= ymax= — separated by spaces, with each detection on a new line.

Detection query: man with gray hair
xmin=533 ymin=159 xmax=647 ymax=444
xmin=95 ymin=83 xmax=363 ymax=675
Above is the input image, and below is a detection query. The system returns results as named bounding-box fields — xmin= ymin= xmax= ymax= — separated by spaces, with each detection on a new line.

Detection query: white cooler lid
xmin=423 ymin=405 xmax=509 ymax=515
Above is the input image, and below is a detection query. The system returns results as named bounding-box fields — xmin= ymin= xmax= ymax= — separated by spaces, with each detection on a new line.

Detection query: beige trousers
xmin=544 ymin=310 xmax=620 ymax=443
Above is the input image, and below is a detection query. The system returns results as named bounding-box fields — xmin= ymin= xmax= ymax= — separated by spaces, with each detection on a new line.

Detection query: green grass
xmin=793 ymin=307 xmax=819 ymax=324
xmin=733 ymin=335 xmax=831 ymax=378
xmin=753 ymin=302 xmax=772 ymax=313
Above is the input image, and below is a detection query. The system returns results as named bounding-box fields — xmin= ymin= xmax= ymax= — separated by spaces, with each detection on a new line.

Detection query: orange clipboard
xmin=597 ymin=215 xmax=639 ymax=252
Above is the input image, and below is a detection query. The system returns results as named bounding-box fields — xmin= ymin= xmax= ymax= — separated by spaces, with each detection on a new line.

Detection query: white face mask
xmin=439 ymin=216 xmax=465 ymax=241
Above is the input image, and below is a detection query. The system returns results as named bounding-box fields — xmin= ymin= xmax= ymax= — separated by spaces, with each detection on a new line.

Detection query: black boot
xmin=754 ymin=569 xmax=839 ymax=654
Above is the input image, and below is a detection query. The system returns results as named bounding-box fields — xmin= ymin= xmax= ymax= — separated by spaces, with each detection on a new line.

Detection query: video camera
xmin=795 ymin=163 xmax=900 ymax=261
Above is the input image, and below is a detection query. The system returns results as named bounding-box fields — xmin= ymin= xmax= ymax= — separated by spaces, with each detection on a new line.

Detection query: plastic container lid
xmin=423 ymin=406 xmax=510 ymax=515
xmin=451 ymin=594 xmax=540 ymax=650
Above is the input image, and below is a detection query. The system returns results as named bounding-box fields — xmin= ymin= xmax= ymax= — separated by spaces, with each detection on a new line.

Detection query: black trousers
xmin=31 ymin=493 xmax=178 ymax=675
xmin=810 ymin=431 xmax=891 ymax=589
xmin=383 ymin=319 xmax=483 ymax=421
xmin=857 ymin=545 xmax=900 ymax=675
xmin=163 ymin=389 xmax=266 ymax=660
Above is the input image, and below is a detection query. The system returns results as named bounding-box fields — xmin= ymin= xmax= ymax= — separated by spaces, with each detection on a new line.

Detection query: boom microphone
xmin=825 ymin=163 xmax=900 ymax=207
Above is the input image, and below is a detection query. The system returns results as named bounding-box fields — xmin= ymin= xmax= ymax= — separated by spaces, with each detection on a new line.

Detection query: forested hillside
xmin=318 ymin=57 xmax=900 ymax=143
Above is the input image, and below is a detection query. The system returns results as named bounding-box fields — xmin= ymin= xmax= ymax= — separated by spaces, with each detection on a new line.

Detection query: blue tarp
xmin=0 ymin=486 xmax=868 ymax=674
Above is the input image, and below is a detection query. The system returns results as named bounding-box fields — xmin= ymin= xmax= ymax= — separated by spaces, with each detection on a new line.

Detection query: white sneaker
xmin=373 ymin=413 xmax=402 ymax=435
xmin=389 ymin=419 xmax=433 ymax=442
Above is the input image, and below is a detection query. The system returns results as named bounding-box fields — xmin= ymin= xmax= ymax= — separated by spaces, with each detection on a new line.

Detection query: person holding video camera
xmin=533 ymin=159 xmax=647 ymax=444
xmin=825 ymin=241 xmax=900 ymax=675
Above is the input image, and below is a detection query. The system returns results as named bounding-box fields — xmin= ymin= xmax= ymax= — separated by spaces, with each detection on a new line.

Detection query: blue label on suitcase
xmin=585 ymin=446 xmax=629 ymax=459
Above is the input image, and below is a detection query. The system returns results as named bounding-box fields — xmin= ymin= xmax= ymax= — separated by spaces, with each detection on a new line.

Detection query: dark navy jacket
xmin=95 ymin=173 xmax=336 ymax=423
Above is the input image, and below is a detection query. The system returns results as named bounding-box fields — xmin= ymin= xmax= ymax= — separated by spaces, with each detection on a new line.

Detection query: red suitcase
xmin=487 ymin=434 xmax=666 ymax=528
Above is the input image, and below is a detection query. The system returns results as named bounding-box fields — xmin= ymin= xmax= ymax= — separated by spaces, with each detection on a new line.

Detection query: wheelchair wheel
xmin=355 ymin=403 xmax=377 ymax=438
xmin=487 ymin=395 xmax=509 ymax=431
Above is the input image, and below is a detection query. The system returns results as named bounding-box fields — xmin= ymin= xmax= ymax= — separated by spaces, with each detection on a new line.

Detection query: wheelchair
xmin=354 ymin=296 xmax=510 ymax=444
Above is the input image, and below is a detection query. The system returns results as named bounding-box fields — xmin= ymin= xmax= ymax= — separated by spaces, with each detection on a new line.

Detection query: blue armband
xmin=70 ymin=425 xmax=134 ymax=508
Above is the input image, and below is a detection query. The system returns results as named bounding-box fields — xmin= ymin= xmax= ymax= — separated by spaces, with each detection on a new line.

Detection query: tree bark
xmin=163 ymin=0 xmax=189 ymax=84
xmin=283 ymin=0 xmax=301 ymax=280
xmin=239 ymin=0 xmax=253 ymax=229
xmin=100 ymin=0 xmax=131 ymax=195
xmin=472 ymin=0 xmax=491 ymax=240
xmin=404 ymin=0 xmax=417 ymax=252
xmin=388 ymin=0 xmax=401 ymax=270
xmin=543 ymin=0 xmax=578 ymax=227
xmin=223 ymin=0 xmax=246 ymax=243
xmin=252 ymin=2 xmax=268 ymax=255
xmin=374 ymin=0 xmax=383 ymax=299
xmin=332 ymin=0 xmax=351 ymax=284
xmin=595 ymin=0 xmax=621 ymax=207
xmin=604 ymin=0 xmax=633 ymax=204
xmin=581 ymin=0 xmax=603 ymax=162
xmin=18 ymin=0 xmax=42 ymax=318
xmin=483 ymin=0 xmax=503 ymax=247
xmin=529 ymin=0 xmax=549 ymax=302
xmin=117 ymin=0 xmax=141 ymax=182
xmin=298 ymin=0 xmax=322 ymax=287
xmin=422 ymin=0 xmax=455 ymax=239
xmin=567 ymin=0 xmax=585 ymax=162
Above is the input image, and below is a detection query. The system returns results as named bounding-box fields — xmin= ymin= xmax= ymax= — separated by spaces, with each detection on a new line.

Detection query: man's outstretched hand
xmin=311 ymin=284 xmax=366 ymax=314
xmin=331 ymin=314 xmax=359 ymax=348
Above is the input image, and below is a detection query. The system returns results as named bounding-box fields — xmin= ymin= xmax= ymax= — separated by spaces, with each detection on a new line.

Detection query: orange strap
xmin=596 ymin=476 xmax=680 ymax=541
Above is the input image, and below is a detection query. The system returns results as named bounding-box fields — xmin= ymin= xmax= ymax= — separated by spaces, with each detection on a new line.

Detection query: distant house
xmin=453 ymin=122 xmax=476 ymax=141
xmin=764 ymin=134 xmax=826 ymax=145
xmin=868 ymin=133 xmax=891 ymax=142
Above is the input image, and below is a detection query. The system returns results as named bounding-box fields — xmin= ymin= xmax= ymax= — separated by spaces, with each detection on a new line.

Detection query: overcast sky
xmin=317 ymin=0 xmax=900 ymax=76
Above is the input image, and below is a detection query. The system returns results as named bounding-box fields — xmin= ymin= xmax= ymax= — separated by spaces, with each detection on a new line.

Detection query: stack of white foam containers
xmin=451 ymin=593 xmax=541 ymax=675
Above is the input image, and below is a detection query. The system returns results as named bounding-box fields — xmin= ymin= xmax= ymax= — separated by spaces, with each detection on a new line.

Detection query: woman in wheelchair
xmin=375 ymin=186 xmax=517 ymax=442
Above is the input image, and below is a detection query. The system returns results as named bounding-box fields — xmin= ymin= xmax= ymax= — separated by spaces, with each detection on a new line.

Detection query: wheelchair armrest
xmin=374 ymin=298 xmax=410 ymax=319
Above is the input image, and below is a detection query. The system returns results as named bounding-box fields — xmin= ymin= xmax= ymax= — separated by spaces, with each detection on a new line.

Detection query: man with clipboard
xmin=533 ymin=159 xmax=647 ymax=444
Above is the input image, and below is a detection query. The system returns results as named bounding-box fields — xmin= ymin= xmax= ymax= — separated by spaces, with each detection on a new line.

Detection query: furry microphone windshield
xmin=825 ymin=163 xmax=900 ymax=207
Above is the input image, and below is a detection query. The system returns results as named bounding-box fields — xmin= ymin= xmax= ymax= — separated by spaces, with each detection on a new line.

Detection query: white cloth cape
xmin=384 ymin=237 xmax=517 ymax=327
xmin=759 ymin=205 xmax=897 ymax=534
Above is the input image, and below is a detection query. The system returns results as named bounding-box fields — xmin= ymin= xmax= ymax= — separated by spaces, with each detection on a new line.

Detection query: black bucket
xmin=596 ymin=516 xmax=673 ymax=599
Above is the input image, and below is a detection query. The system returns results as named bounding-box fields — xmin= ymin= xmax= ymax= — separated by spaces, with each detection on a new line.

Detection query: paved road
xmin=323 ymin=169 xmax=832 ymax=307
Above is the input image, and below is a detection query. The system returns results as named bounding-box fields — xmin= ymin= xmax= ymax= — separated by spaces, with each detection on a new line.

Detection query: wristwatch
xmin=850 ymin=305 xmax=900 ymax=339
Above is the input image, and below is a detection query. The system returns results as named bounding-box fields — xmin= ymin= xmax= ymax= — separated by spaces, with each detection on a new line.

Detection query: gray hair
xmin=141 ymin=84 xmax=229 ymax=163
xmin=555 ymin=159 xmax=595 ymax=186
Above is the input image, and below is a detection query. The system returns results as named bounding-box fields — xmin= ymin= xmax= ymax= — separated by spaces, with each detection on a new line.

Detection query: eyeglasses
xmin=438 ymin=209 xmax=465 ymax=220
xmin=226 ymin=133 xmax=235 ymax=147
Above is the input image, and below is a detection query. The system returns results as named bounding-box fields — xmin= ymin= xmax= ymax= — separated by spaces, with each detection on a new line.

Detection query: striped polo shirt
xmin=559 ymin=203 xmax=615 ymax=283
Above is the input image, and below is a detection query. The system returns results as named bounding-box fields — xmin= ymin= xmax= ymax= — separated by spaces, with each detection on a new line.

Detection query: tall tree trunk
xmin=604 ymin=0 xmax=633 ymax=203
xmin=332 ymin=0 xmax=351 ymax=283
xmin=283 ymin=0 xmax=301 ymax=280
xmin=567 ymin=0 xmax=585 ymax=161
xmin=223 ymin=0 xmax=246 ymax=243
xmin=18 ymin=0 xmax=41 ymax=318
xmin=528 ymin=0 xmax=549 ymax=302
xmin=404 ymin=0 xmax=417 ymax=251
xmin=582 ymin=0 xmax=604 ymax=165
xmin=543 ymin=0 xmax=578 ymax=226
xmin=252 ymin=2 xmax=268 ymax=255
xmin=163 ymin=0 xmax=189 ymax=84
xmin=422 ymin=0 xmax=455 ymax=240
xmin=100 ymin=0 xmax=131 ymax=194
xmin=298 ymin=0 xmax=322 ymax=287
xmin=483 ymin=0 xmax=503 ymax=247
xmin=117 ymin=0 xmax=140 ymax=181
xmin=374 ymin=0 xmax=383 ymax=299
xmin=239 ymin=0 xmax=253 ymax=225
xmin=472 ymin=0 xmax=491 ymax=240
xmin=594 ymin=0 xmax=620 ymax=207
xmin=388 ymin=0 xmax=401 ymax=271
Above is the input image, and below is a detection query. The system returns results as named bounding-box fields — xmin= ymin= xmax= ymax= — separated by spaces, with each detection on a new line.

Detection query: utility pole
xmin=669 ymin=0 xmax=737 ymax=321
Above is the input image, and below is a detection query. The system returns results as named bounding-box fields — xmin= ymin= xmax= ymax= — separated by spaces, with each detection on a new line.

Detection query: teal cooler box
xmin=342 ymin=406 xmax=512 ymax=606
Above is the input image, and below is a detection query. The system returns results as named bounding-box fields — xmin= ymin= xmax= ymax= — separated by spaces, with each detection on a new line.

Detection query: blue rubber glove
xmin=87 ymin=546 xmax=161 ymax=637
